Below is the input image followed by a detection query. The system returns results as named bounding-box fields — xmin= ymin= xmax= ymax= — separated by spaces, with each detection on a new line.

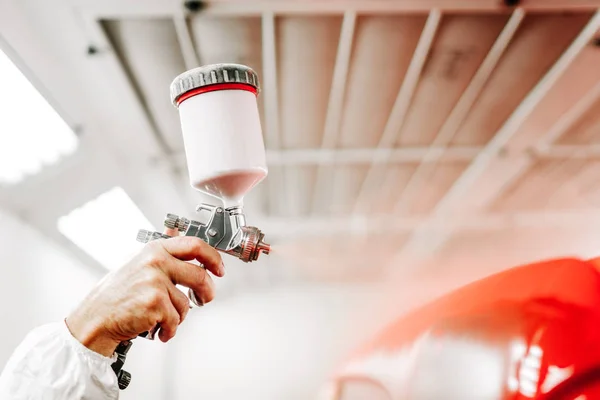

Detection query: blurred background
xmin=1 ymin=0 xmax=600 ymax=399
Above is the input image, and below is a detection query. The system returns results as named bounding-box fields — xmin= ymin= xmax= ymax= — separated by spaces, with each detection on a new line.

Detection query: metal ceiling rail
xmin=172 ymin=8 xmax=199 ymax=70
xmin=74 ymin=0 xmax=600 ymax=18
xmin=351 ymin=9 xmax=441 ymax=214
xmin=390 ymin=10 xmax=600 ymax=266
xmin=204 ymin=1 xmax=600 ymax=15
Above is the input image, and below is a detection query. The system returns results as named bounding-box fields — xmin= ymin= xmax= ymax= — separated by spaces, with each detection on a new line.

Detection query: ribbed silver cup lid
xmin=170 ymin=63 xmax=260 ymax=107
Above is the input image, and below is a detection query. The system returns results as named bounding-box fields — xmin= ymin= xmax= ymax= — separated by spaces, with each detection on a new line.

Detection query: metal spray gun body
xmin=138 ymin=204 xmax=270 ymax=267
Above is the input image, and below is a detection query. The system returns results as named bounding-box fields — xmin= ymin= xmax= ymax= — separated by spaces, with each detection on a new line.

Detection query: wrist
xmin=65 ymin=313 xmax=120 ymax=357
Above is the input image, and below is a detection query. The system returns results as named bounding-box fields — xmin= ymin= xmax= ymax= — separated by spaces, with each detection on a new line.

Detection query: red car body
xmin=329 ymin=257 xmax=600 ymax=400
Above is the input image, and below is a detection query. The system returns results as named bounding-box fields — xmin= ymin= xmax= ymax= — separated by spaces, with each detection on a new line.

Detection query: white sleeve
xmin=0 ymin=321 xmax=119 ymax=400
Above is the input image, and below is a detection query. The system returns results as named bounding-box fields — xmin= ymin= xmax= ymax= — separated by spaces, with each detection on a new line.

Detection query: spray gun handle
xmin=135 ymin=229 xmax=205 ymax=341
xmin=111 ymin=340 xmax=132 ymax=390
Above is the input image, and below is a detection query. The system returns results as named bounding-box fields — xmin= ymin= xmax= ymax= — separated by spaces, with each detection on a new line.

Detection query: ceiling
xmin=0 ymin=0 xmax=600 ymax=290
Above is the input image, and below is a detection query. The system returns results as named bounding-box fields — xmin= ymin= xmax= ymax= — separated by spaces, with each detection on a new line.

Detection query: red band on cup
xmin=176 ymin=83 xmax=258 ymax=106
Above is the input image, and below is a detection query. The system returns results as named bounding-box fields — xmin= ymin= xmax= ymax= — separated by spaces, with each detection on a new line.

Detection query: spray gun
xmin=112 ymin=64 xmax=270 ymax=390
xmin=141 ymin=62 xmax=271 ymax=270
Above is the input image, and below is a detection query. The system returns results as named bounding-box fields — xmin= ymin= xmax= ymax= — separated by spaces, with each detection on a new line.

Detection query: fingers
xmin=189 ymin=271 xmax=214 ymax=306
xmin=144 ymin=237 xmax=220 ymax=314
xmin=166 ymin=259 xmax=215 ymax=305
xmin=159 ymin=236 xmax=224 ymax=277
xmin=157 ymin=299 xmax=180 ymax=343
xmin=166 ymin=283 xmax=191 ymax=323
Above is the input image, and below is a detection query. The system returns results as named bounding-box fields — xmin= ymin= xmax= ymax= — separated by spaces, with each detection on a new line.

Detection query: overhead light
xmin=58 ymin=187 xmax=154 ymax=270
xmin=0 ymin=46 xmax=78 ymax=185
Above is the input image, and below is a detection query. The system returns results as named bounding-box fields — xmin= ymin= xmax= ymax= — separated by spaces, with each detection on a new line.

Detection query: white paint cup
xmin=171 ymin=64 xmax=267 ymax=207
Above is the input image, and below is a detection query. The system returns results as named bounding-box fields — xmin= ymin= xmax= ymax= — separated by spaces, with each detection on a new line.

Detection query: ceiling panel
xmin=277 ymin=16 xmax=342 ymax=149
xmin=450 ymin=12 xmax=593 ymax=146
xmin=355 ymin=164 xmax=417 ymax=215
xmin=504 ymin=38 xmax=600 ymax=152
xmin=489 ymin=158 xmax=600 ymax=212
xmin=188 ymin=16 xmax=262 ymax=68
xmin=396 ymin=13 xmax=510 ymax=147
xmin=556 ymin=94 xmax=600 ymax=145
xmin=338 ymin=15 xmax=427 ymax=148
xmin=396 ymin=161 xmax=468 ymax=216
xmin=329 ymin=165 xmax=369 ymax=215
xmin=545 ymin=160 xmax=600 ymax=209
xmin=103 ymin=19 xmax=186 ymax=152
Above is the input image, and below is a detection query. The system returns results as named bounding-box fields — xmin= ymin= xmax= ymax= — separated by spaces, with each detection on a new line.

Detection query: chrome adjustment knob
xmin=164 ymin=214 xmax=190 ymax=232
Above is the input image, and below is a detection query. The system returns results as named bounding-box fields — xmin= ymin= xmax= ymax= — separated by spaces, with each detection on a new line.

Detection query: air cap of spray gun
xmin=170 ymin=64 xmax=267 ymax=207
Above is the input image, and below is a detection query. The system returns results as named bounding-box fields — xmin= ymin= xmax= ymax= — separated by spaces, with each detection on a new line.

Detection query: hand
xmin=65 ymin=236 xmax=224 ymax=356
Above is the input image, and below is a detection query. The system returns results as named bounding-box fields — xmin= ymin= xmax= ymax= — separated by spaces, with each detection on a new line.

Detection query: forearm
xmin=0 ymin=321 xmax=119 ymax=400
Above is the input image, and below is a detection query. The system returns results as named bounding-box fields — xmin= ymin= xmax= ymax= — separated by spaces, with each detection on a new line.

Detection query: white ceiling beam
xmin=274 ymin=145 xmax=599 ymax=165
xmin=392 ymin=8 xmax=524 ymax=215
xmin=173 ymin=11 xmax=200 ymax=70
xmin=259 ymin=209 xmax=600 ymax=238
xmin=351 ymin=9 xmax=441 ymax=214
xmin=261 ymin=12 xmax=280 ymax=150
xmin=537 ymin=144 xmax=600 ymax=159
xmin=205 ymin=1 xmax=600 ymax=15
xmin=319 ymin=11 xmax=356 ymax=149
xmin=261 ymin=12 xmax=285 ymax=215
xmin=311 ymin=11 xmax=356 ymax=214
xmin=74 ymin=0 xmax=600 ymax=18
xmin=269 ymin=146 xmax=479 ymax=165
xmin=391 ymin=10 xmax=600 ymax=264
xmin=166 ymin=144 xmax=598 ymax=167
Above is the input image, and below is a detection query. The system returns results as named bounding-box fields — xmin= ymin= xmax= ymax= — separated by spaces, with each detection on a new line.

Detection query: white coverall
xmin=0 ymin=321 xmax=119 ymax=399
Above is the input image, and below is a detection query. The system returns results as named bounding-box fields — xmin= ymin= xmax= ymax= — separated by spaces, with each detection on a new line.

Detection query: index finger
xmin=159 ymin=236 xmax=224 ymax=277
